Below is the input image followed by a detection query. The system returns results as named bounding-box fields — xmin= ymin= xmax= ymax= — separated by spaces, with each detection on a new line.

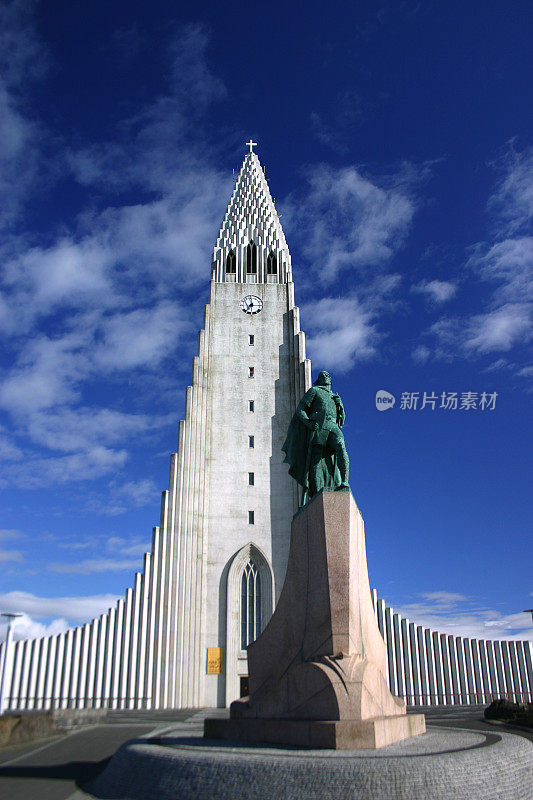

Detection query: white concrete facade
xmin=1 ymin=149 xmax=532 ymax=712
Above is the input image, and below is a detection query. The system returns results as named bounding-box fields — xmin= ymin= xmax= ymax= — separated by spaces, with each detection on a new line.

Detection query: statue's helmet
xmin=314 ymin=371 xmax=331 ymax=386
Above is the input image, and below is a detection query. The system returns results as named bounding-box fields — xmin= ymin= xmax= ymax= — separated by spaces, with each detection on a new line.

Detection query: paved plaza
xmin=0 ymin=707 xmax=531 ymax=800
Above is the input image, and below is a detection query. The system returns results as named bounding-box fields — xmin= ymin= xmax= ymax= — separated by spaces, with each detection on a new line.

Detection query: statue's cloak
xmin=282 ymin=415 xmax=310 ymax=488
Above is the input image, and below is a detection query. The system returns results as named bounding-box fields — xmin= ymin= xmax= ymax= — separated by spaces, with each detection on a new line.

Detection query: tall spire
xmin=212 ymin=145 xmax=292 ymax=283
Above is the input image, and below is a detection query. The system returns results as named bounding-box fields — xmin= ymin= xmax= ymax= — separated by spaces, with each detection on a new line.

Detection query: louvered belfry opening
xmin=226 ymin=249 xmax=236 ymax=273
xmin=246 ymin=241 xmax=257 ymax=274
xmin=266 ymin=250 xmax=277 ymax=275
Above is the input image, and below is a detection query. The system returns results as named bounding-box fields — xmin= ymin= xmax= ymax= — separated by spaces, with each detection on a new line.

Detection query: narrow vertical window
xmin=248 ymin=510 xmax=254 ymax=524
xmin=249 ymin=366 xmax=254 ymax=378
xmin=246 ymin=241 xmax=257 ymax=274
xmin=249 ymin=435 xmax=254 ymax=448
xmin=266 ymin=251 xmax=277 ymax=275
xmin=241 ymin=560 xmax=262 ymax=649
xmin=249 ymin=334 xmax=254 ymax=346
xmin=249 ymin=400 xmax=254 ymax=412
xmin=226 ymin=249 xmax=236 ymax=274
xmin=248 ymin=472 xmax=254 ymax=485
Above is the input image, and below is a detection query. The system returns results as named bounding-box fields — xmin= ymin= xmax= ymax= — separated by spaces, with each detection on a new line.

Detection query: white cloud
xmin=412 ymin=279 xmax=456 ymax=303
xmin=432 ymin=303 xmax=532 ymax=356
xmin=0 ymin=614 xmax=69 ymax=642
xmin=394 ymin=591 xmax=533 ymax=642
xmin=25 ymin=408 xmax=173 ymax=454
xmin=463 ymin=304 xmax=532 ymax=353
xmin=287 ymin=164 xmax=418 ymax=283
xmin=424 ymin=144 xmax=533 ymax=367
xmin=46 ymin=533 xmax=150 ymax=573
xmin=105 ymin=535 xmax=151 ymax=557
xmin=94 ymin=302 xmax=189 ymax=370
xmin=467 ymin=236 xmax=533 ymax=305
xmin=0 ymin=23 xmax=231 ymax=496
xmin=302 ymin=276 xmax=401 ymax=371
xmin=420 ymin=591 xmax=469 ymax=607
xmin=0 ymin=528 xmax=24 ymax=562
xmin=48 ymin=557 xmax=144 ymax=574
xmin=0 ymin=446 xmax=128 ymax=489
xmin=0 ymin=590 xmax=120 ymax=641
xmin=0 ymin=330 xmax=90 ymax=413
xmin=303 ymin=295 xmax=377 ymax=371
xmin=411 ymin=344 xmax=430 ymax=363
xmin=104 ymin=480 xmax=159 ymax=516
xmin=488 ymin=143 xmax=533 ymax=235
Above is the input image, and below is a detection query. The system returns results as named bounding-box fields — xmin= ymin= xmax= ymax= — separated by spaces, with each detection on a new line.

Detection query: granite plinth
xmin=207 ymin=490 xmax=424 ymax=749
xmin=204 ymin=712 xmax=426 ymax=749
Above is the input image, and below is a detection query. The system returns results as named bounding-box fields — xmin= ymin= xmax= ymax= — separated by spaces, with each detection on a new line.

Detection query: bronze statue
xmin=282 ymin=371 xmax=350 ymax=503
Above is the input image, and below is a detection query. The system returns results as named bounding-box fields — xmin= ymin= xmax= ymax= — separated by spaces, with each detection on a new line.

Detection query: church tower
xmin=155 ymin=144 xmax=311 ymax=708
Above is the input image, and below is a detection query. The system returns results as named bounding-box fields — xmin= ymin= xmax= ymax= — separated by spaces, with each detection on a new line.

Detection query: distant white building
xmin=1 ymin=147 xmax=531 ymax=712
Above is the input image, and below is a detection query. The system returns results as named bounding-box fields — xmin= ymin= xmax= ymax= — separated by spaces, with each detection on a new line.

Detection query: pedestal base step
xmin=204 ymin=713 xmax=425 ymax=750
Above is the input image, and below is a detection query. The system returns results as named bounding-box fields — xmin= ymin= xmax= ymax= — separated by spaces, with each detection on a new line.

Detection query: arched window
xmin=246 ymin=242 xmax=257 ymax=274
xmin=226 ymin=249 xmax=236 ymax=274
xmin=241 ymin=559 xmax=262 ymax=649
xmin=266 ymin=251 xmax=277 ymax=275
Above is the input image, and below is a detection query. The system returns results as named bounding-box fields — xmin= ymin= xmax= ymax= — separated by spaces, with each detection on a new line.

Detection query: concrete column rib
xmin=103 ymin=608 xmax=115 ymax=709
xmin=393 ymin=613 xmax=405 ymax=700
xmin=400 ymin=617 xmax=413 ymax=704
xmin=26 ymin=638 xmax=39 ymax=710
xmin=76 ymin=625 xmax=88 ymax=708
xmin=493 ymin=641 xmax=506 ymax=697
xmin=136 ymin=556 xmax=151 ymax=709
xmin=501 ymin=641 xmax=515 ymax=701
xmin=94 ymin=614 xmax=107 ymax=709
xmin=384 ymin=607 xmax=397 ymax=696
xmin=127 ymin=574 xmax=141 ymax=709
xmin=86 ymin=619 xmax=98 ymax=708
xmin=111 ymin=599 xmax=124 ymax=710
xmin=508 ymin=642 xmax=522 ymax=701
xmin=485 ymin=639 xmax=499 ymax=701
xmin=43 ymin=635 xmax=56 ymax=710
xmin=145 ymin=529 xmax=159 ymax=709
xmin=52 ymin=634 xmax=64 ymax=711
xmin=408 ymin=622 xmax=421 ymax=705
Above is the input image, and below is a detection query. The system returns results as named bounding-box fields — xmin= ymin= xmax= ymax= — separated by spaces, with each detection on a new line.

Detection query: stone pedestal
xmin=205 ymin=490 xmax=425 ymax=749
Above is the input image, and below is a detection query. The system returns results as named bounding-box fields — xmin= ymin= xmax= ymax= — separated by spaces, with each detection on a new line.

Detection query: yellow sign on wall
xmin=207 ymin=647 xmax=223 ymax=675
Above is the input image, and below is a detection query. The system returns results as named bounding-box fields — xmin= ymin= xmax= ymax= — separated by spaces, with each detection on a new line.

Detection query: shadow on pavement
xmin=0 ymin=757 xmax=111 ymax=792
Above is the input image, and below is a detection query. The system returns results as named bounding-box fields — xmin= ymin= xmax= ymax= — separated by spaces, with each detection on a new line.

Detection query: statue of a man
xmin=282 ymin=371 xmax=350 ymax=502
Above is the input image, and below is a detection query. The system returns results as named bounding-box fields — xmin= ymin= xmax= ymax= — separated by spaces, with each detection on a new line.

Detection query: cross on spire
xmin=246 ymin=139 xmax=258 ymax=153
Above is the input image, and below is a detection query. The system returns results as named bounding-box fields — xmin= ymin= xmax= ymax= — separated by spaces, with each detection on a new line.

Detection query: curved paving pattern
xmin=88 ymin=726 xmax=533 ymax=800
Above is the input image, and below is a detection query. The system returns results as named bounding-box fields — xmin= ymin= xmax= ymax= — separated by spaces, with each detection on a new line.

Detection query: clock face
xmin=240 ymin=295 xmax=263 ymax=314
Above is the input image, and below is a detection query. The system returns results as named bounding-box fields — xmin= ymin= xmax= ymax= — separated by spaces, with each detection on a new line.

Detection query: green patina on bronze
xmin=282 ymin=371 xmax=350 ymax=503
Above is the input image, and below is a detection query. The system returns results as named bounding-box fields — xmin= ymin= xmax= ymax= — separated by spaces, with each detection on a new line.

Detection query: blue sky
xmin=0 ymin=0 xmax=532 ymax=644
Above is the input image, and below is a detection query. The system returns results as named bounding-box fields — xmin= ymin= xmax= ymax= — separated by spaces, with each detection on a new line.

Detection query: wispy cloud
xmin=426 ymin=142 xmax=533 ymax=369
xmin=0 ymin=20 xmax=229 ymax=491
xmin=286 ymin=163 xmax=424 ymax=284
xmin=431 ymin=303 xmax=532 ymax=356
xmin=487 ymin=142 xmax=533 ymax=236
xmin=0 ymin=0 xmax=51 ymax=228
xmin=302 ymin=275 xmax=402 ymax=371
xmin=412 ymin=279 xmax=457 ymax=304
xmin=48 ymin=557 xmax=143 ymax=574
xmin=393 ymin=590 xmax=533 ymax=641
xmin=47 ymin=534 xmax=150 ymax=573
xmin=0 ymin=527 xmax=25 ymax=563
